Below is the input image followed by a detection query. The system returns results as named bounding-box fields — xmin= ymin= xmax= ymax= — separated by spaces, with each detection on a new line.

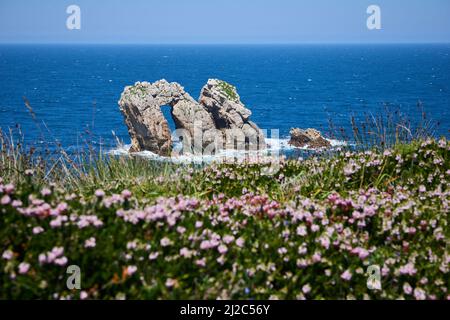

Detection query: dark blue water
xmin=0 ymin=44 xmax=449 ymax=152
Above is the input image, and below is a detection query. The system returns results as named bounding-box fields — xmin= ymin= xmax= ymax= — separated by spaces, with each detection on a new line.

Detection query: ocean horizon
xmin=1 ymin=43 xmax=449 ymax=155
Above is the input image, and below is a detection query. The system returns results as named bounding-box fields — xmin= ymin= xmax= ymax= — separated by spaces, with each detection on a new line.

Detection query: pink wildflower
xmin=414 ymin=288 xmax=427 ymax=300
xmin=302 ymin=284 xmax=311 ymax=294
xmin=180 ymin=247 xmax=192 ymax=258
xmin=236 ymin=237 xmax=245 ymax=248
xmin=403 ymin=283 xmax=413 ymax=295
xmin=200 ymin=240 xmax=213 ymax=250
xmin=148 ymin=252 xmax=159 ymax=260
xmin=84 ymin=237 xmax=96 ymax=248
xmin=223 ymin=235 xmax=235 ymax=244
xmin=4 ymin=184 xmax=15 ymax=194
xmin=126 ymin=265 xmax=137 ymax=276
xmin=1 ymin=195 xmax=11 ymax=205
xmin=165 ymin=278 xmax=178 ymax=288
xmin=56 ymin=202 xmax=68 ymax=214
xmin=195 ymin=258 xmax=206 ymax=267
xmin=41 ymin=188 xmax=52 ymax=197
xmin=121 ymin=189 xmax=132 ymax=199
xmin=399 ymin=262 xmax=417 ymax=276
xmin=341 ymin=270 xmax=352 ymax=281
xmin=176 ymin=226 xmax=186 ymax=234
xmin=160 ymin=237 xmax=172 ymax=247
xmin=80 ymin=291 xmax=88 ymax=300
xmin=296 ymin=225 xmax=307 ymax=236
xmin=32 ymin=226 xmax=44 ymax=234
xmin=2 ymin=250 xmax=13 ymax=260
xmin=312 ymin=252 xmax=322 ymax=263
xmin=95 ymin=189 xmax=105 ymax=198
xmin=55 ymin=257 xmax=68 ymax=266
xmin=18 ymin=262 xmax=30 ymax=274
xmin=218 ymin=245 xmax=228 ymax=254
xmin=38 ymin=253 xmax=47 ymax=264
xmin=126 ymin=241 xmax=137 ymax=250
xmin=195 ymin=221 xmax=203 ymax=228
xmin=351 ymin=247 xmax=370 ymax=260
xmin=11 ymin=200 xmax=22 ymax=208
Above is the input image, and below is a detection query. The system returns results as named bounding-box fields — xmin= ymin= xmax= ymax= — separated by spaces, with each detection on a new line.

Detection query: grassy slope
xmin=0 ymin=139 xmax=449 ymax=299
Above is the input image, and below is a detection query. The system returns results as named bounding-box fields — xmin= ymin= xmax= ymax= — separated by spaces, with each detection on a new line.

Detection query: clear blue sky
xmin=1 ymin=0 xmax=449 ymax=44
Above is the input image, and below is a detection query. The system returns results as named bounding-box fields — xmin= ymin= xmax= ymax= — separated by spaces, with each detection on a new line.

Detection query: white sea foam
xmin=109 ymin=137 xmax=346 ymax=164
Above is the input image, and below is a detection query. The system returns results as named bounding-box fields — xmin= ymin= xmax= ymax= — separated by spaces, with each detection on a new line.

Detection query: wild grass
xmin=0 ymin=101 xmax=448 ymax=300
xmin=1 ymin=135 xmax=448 ymax=299
xmin=1 ymin=100 xmax=441 ymax=196
xmin=327 ymin=102 xmax=439 ymax=150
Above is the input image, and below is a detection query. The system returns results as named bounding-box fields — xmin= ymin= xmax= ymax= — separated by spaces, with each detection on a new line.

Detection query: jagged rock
xmin=289 ymin=128 xmax=331 ymax=149
xmin=118 ymin=80 xmax=216 ymax=156
xmin=199 ymin=79 xmax=266 ymax=150
xmin=119 ymin=79 xmax=266 ymax=156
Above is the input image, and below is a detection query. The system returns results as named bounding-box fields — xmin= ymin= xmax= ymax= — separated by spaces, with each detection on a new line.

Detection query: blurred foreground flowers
xmin=0 ymin=138 xmax=449 ymax=299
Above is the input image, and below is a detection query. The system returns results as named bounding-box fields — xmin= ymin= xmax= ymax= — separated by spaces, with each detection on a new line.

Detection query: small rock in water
xmin=288 ymin=128 xmax=331 ymax=149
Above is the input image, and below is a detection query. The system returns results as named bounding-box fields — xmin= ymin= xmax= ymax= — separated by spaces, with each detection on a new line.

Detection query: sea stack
xmin=199 ymin=79 xmax=266 ymax=151
xmin=288 ymin=128 xmax=331 ymax=149
xmin=118 ymin=79 xmax=265 ymax=156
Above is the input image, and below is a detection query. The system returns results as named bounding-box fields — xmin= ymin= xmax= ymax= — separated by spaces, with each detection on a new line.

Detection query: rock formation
xmin=119 ymin=79 xmax=265 ymax=156
xmin=288 ymin=128 xmax=331 ymax=149
xmin=199 ymin=79 xmax=266 ymax=150
xmin=119 ymin=80 xmax=216 ymax=156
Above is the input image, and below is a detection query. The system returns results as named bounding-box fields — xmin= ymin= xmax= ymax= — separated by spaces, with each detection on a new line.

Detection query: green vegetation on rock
xmin=217 ymin=80 xmax=239 ymax=102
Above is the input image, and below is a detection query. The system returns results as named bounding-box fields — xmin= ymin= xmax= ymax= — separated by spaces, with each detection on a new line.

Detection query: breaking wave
xmin=109 ymin=138 xmax=347 ymax=164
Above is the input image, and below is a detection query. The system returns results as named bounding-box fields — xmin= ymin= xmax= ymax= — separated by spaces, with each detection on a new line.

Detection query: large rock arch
xmin=119 ymin=80 xmax=216 ymax=156
xmin=119 ymin=79 xmax=265 ymax=156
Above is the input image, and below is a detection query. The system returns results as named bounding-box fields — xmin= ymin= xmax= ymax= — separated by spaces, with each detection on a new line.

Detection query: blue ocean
xmin=0 ymin=44 xmax=449 ymax=155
